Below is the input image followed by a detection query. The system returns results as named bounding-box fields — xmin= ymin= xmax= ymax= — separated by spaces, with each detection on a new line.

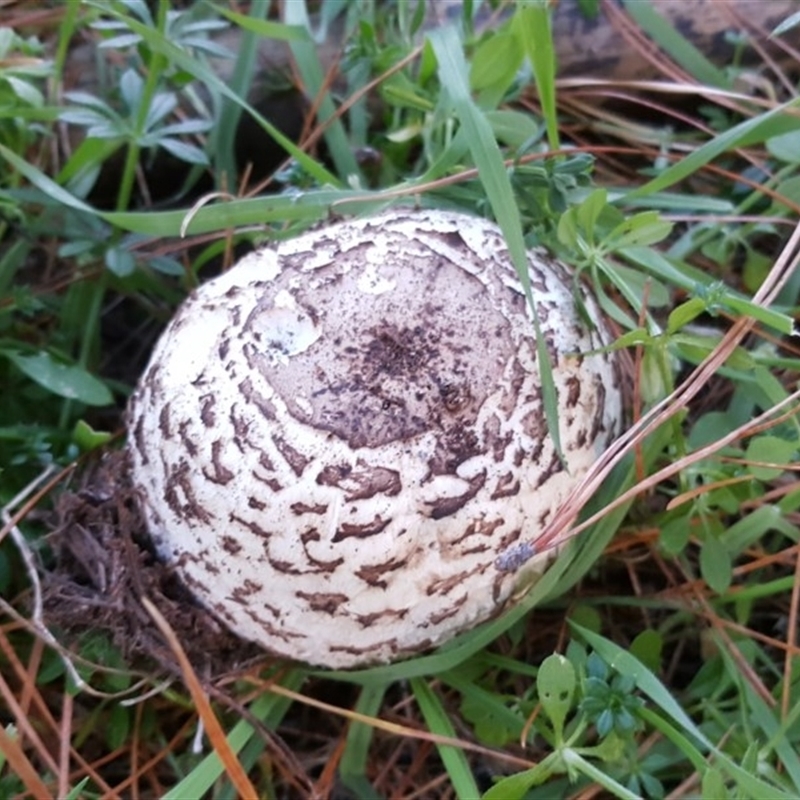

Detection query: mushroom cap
xmin=127 ymin=209 xmax=622 ymax=668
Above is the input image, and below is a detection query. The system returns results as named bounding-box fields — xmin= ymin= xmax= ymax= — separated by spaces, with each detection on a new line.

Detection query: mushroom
xmin=127 ymin=208 xmax=622 ymax=668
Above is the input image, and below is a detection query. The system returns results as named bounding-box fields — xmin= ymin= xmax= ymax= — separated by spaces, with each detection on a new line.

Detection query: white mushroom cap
xmin=127 ymin=208 xmax=622 ymax=668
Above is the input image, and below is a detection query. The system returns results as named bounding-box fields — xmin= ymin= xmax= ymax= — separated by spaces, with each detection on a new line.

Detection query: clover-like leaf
xmin=537 ymin=653 xmax=576 ymax=743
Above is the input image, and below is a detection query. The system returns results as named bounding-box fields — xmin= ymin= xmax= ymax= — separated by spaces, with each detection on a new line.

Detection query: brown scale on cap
xmin=127 ymin=208 xmax=623 ymax=668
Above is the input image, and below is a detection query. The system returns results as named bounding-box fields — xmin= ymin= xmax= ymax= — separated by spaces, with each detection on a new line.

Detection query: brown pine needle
xmin=0 ymin=722 xmax=53 ymax=800
xmin=141 ymin=596 xmax=259 ymax=799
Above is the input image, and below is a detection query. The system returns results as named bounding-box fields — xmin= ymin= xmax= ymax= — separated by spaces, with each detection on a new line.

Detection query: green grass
xmin=2 ymin=0 xmax=800 ymax=797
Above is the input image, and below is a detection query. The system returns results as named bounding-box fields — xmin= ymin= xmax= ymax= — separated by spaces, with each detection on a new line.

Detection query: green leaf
xmin=556 ymin=205 xmax=581 ymax=250
xmin=485 ymin=109 xmax=540 ymax=148
xmin=537 ymin=653 xmax=575 ymax=742
xmin=72 ymin=420 xmax=113 ymax=451
xmin=639 ymin=345 xmax=673 ymax=403
xmin=767 ymin=130 xmax=800 ymax=163
xmin=215 ymin=8 xmax=311 ymax=42
xmin=57 ymin=136 xmax=120 ymax=190
xmin=209 ymin=1 xmax=270 ymax=181
xmin=722 ymin=646 xmax=800 ymax=791
xmin=660 ymin=514 xmax=692 ymax=556
xmin=746 ymin=435 xmax=797 ymax=481
xmin=7 ymin=74 xmax=45 ymax=107
xmin=568 ymin=605 xmax=602 ymax=635
xmin=104 ymin=246 xmax=136 ymax=277
xmin=84 ymin=0 xmax=341 ymax=189
xmin=725 ymin=505 xmax=799 ymax=554
xmin=107 ymin=704 xmax=130 ymax=751
xmin=562 ymin=749 xmax=643 ymax=799
xmin=723 ymin=294 xmax=798 ymax=336
xmin=380 ymin=78 xmax=435 ymax=112
xmin=4 ymin=350 xmax=112 ymax=406
xmin=119 ymin=67 xmax=143 ymax=113
xmin=482 ymin=761 xmax=555 ymax=800
xmin=157 ymin=137 xmax=208 ymax=165
xmin=163 ymin=669 xmax=308 ymax=800
xmin=63 ymin=778 xmax=91 ymax=800
xmin=470 ymin=32 xmax=523 ymax=96
xmin=606 ymin=210 xmax=672 ymax=249
xmin=671 ymin=333 xmax=755 ymax=372
xmin=758 ymin=170 xmax=800 ymax=214
xmin=702 ymin=766 xmax=729 ymax=799
xmin=62 ymin=89 xmax=116 ymax=113
xmin=571 ymin=623 xmax=713 ymax=749
xmin=458 ymin=692 xmax=516 ymax=747
xmin=602 ymin=261 xmax=670 ymax=309
xmin=699 ymin=535 xmax=732 ymax=594
xmin=618 ymin=245 xmax=699 ymax=292
xmin=630 ymin=629 xmax=663 ymax=674
xmin=667 ymin=297 xmax=707 ymax=333
xmin=576 ymin=188 xmax=607 ymax=238
xmin=447 ymin=672 xmax=523 ymax=747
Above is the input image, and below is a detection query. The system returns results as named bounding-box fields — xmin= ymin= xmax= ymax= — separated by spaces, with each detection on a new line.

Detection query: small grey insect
xmin=495 ymin=541 xmax=537 ymax=572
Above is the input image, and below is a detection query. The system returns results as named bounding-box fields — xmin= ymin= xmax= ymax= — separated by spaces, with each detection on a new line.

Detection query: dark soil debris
xmin=41 ymin=449 xmax=267 ymax=680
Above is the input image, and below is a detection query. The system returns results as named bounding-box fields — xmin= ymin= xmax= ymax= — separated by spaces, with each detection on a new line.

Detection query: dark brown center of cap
xmin=241 ymin=236 xmax=517 ymax=450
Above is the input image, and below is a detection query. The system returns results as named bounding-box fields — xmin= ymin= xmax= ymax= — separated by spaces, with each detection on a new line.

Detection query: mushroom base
xmin=40 ymin=451 xmax=567 ymax=674
xmin=41 ymin=450 xmax=573 ymax=674
xmin=40 ymin=451 xmax=267 ymax=679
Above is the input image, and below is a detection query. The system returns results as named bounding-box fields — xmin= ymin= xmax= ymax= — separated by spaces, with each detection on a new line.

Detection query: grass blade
xmin=216 ymin=8 xmax=311 ymax=42
xmin=717 ymin=643 xmax=800 ymax=791
xmin=0 ymin=143 xmax=94 ymax=213
xmin=514 ymin=1 xmax=559 ymax=149
xmin=211 ymin=3 xmax=272 ymax=182
xmin=162 ymin=669 xmax=308 ymax=800
xmin=628 ymin=97 xmax=800 ymax=199
xmin=622 ymin=0 xmax=730 ymax=87
xmin=572 ymin=623 xmax=713 ymax=748
xmin=282 ymin=1 xmax=361 ymax=183
xmin=340 ymin=683 xmax=388 ymax=799
xmin=428 ymin=24 xmax=564 ymax=462
xmin=410 ymin=677 xmax=480 ymax=799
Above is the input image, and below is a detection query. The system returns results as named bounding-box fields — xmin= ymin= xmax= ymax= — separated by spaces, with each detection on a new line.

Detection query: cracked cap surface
xmin=127 ymin=208 xmax=623 ymax=668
